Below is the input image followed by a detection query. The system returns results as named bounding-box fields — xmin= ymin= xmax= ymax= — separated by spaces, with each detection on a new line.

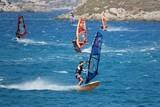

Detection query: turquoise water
xmin=0 ymin=12 xmax=160 ymax=107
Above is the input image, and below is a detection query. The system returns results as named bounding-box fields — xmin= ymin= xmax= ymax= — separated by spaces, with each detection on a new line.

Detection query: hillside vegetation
xmin=75 ymin=0 xmax=160 ymax=15
xmin=0 ymin=0 xmax=79 ymax=12
xmin=58 ymin=0 xmax=160 ymax=21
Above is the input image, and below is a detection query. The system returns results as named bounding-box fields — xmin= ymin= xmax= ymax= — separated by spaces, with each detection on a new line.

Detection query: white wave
xmin=41 ymin=30 xmax=46 ymax=33
xmin=0 ymin=77 xmax=77 ymax=91
xmin=102 ymin=44 xmax=158 ymax=54
xmin=102 ymin=49 xmax=128 ymax=53
xmin=140 ymin=47 xmax=156 ymax=52
xmin=16 ymin=38 xmax=48 ymax=45
xmin=82 ymin=47 xmax=91 ymax=53
xmin=53 ymin=71 xmax=68 ymax=74
xmin=116 ymin=53 xmax=123 ymax=56
xmin=81 ymin=44 xmax=158 ymax=54
xmin=0 ymin=77 xmax=3 ymax=81
xmin=82 ymin=45 xmax=128 ymax=54
xmin=72 ymin=24 xmax=77 ymax=27
xmin=50 ymin=42 xmax=71 ymax=47
xmin=150 ymin=59 xmax=158 ymax=63
xmin=143 ymin=74 xmax=149 ymax=77
xmin=125 ymin=87 xmax=131 ymax=90
xmin=13 ymin=57 xmax=35 ymax=64
xmin=108 ymin=26 xmax=129 ymax=32
xmin=102 ymin=44 xmax=128 ymax=53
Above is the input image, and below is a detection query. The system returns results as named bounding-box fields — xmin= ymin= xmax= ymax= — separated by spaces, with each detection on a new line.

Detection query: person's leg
xmin=78 ymin=76 xmax=84 ymax=85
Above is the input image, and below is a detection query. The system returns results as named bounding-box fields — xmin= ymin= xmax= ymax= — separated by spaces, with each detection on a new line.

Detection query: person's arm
xmin=82 ymin=61 xmax=89 ymax=72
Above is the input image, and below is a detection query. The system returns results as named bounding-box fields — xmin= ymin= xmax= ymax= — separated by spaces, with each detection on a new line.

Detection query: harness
xmin=75 ymin=64 xmax=83 ymax=79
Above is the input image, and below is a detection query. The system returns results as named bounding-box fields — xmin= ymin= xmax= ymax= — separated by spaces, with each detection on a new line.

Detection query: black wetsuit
xmin=75 ymin=64 xmax=83 ymax=79
xmin=72 ymin=40 xmax=81 ymax=52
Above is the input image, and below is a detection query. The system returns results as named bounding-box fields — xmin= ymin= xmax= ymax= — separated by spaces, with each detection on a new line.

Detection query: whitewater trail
xmin=107 ymin=26 xmax=129 ymax=32
xmin=0 ymin=77 xmax=3 ymax=82
xmin=82 ymin=47 xmax=91 ymax=53
xmin=0 ymin=77 xmax=78 ymax=91
xmin=52 ymin=70 xmax=69 ymax=74
xmin=81 ymin=45 xmax=128 ymax=54
xmin=16 ymin=38 xmax=48 ymax=45
xmin=82 ymin=44 xmax=159 ymax=57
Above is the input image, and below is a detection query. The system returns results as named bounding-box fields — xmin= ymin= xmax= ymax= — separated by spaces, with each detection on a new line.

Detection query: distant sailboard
xmin=77 ymin=32 xmax=103 ymax=91
xmin=70 ymin=12 xmax=75 ymax=24
xmin=16 ymin=16 xmax=27 ymax=39
xmin=101 ymin=12 xmax=107 ymax=31
xmin=72 ymin=18 xmax=87 ymax=52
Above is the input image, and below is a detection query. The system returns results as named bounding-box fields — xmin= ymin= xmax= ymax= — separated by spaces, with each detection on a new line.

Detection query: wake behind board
xmin=77 ymin=81 xmax=100 ymax=91
xmin=72 ymin=40 xmax=81 ymax=53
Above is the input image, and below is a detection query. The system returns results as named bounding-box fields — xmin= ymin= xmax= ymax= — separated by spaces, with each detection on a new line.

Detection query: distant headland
xmin=0 ymin=0 xmax=78 ymax=12
xmin=58 ymin=0 xmax=160 ymax=21
xmin=1 ymin=0 xmax=160 ymax=21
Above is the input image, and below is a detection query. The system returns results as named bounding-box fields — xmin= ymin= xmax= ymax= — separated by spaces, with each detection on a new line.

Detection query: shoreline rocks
xmin=0 ymin=0 xmax=78 ymax=12
xmin=58 ymin=0 xmax=160 ymax=21
xmin=58 ymin=8 xmax=160 ymax=21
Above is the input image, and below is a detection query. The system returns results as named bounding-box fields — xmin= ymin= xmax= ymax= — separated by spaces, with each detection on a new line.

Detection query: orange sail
xmin=101 ymin=12 xmax=107 ymax=31
xmin=76 ymin=18 xmax=87 ymax=49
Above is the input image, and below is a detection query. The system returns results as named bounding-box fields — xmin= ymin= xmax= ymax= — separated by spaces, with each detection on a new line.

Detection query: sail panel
xmin=85 ymin=32 xmax=103 ymax=83
xmin=101 ymin=12 xmax=107 ymax=31
xmin=16 ymin=16 xmax=27 ymax=38
xmin=76 ymin=18 xmax=87 ymax=49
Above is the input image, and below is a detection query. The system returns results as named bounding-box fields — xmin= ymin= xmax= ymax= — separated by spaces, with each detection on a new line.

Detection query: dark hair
xmin=79 ymin=61 xmax=84 ymax=64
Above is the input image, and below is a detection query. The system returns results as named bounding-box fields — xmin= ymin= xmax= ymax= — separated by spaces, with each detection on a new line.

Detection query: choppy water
xmin=0 ymin=12 xmax=160 ymax=107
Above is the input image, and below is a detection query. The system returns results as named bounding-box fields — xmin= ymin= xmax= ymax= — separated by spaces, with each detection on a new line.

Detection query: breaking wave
xmin=16 ymin=38 xmax=48 ymax=45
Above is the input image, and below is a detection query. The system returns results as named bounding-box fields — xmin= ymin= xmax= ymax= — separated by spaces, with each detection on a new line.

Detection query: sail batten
xmin=85 ymin=32 xmax=103 ymax=84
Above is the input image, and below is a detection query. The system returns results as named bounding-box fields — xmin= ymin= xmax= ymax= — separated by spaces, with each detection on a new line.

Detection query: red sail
xmin=101 ymin=12 xmax=107 ymax=31
xmin=16 ymin=16 xmax=27 ymax=39
xmin=76 ymin=18 xmax=87 ymax=49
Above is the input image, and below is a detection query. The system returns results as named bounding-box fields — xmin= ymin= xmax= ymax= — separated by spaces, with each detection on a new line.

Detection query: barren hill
xmin=59 ymin=0 xmax=160 ymax=21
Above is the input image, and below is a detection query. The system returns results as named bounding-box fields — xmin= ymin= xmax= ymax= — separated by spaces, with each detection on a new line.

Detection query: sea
xmin=0 ymin=11 xmax=160 ymax=107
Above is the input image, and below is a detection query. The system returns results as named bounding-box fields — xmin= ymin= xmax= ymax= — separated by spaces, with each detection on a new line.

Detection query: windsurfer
xmin=70 ymin=12 xmax=75 ymax=24
xmin=72 ymin=18 xmax=87 ymax=52
xmin=16 ymin=16 xmax=27 ymax=39
xmin=101 ymin=11 xmax=107 ymax=30
xmin=76 ymin=18 xmax=87 ymax=48
xmin=70 ymin=12 xmax=74 ymax=18
xmin=16 ymin=32 xmax=23 ymax=39
xmin=75 ymin=61 xmax=87 ymax=85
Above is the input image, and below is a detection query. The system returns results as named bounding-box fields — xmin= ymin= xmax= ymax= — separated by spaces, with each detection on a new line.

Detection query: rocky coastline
xmin=58 ymin=0 xmax=160 ymax=21
xmin=0 ymin=0 xmax=78 ymax=12
xmin=1 ymin=0 xmax=160 ymax=21
xmin=58 ymin=8 xmax=160 ymax=21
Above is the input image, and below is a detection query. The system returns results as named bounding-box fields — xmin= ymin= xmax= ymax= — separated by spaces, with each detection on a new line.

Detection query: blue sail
xmin=85 ymin=32 xmax=103 ymax=84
